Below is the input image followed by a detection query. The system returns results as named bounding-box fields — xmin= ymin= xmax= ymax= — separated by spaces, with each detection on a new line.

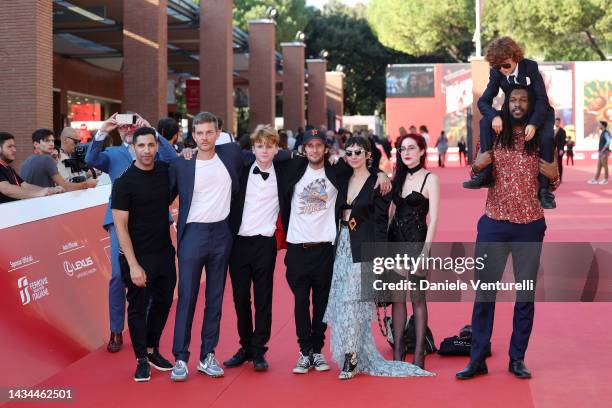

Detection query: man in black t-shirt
xmin=0 ymin=132 xmax=63 ymax=204
xmin=111 ymin=127 xmax=177 ymax=382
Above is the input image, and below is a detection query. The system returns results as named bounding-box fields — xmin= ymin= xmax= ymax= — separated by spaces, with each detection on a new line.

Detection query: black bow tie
xmin=253 ymin=166 xmax=270 ymax=180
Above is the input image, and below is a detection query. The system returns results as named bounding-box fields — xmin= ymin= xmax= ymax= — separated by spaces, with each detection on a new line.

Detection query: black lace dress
xmin=388 ymin=173 xmax=430 ymax=243
xmin=387 ymin=173 xmax=430 ymax=292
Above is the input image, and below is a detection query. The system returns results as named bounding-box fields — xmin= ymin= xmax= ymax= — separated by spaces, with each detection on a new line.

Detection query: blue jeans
xmin=108 ymin=225 xmax=126 ymax=333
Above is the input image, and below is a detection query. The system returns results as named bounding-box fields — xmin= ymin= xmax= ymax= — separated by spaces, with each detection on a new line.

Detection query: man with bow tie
xmin=224 ymin=124 xmax=291 ymax=371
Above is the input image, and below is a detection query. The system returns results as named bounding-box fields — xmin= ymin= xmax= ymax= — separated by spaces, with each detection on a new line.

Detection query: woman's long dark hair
xmin=392 ymin=133 xmax=428 ymax=197
xmin=495 ymin=84 xmax=539 ymax=155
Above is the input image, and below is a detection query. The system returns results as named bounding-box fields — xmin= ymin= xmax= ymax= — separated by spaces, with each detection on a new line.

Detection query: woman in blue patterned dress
xmin=323 ymin=135 xmax=434 ymax=380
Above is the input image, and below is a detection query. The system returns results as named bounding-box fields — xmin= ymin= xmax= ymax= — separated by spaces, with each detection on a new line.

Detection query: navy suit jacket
xmin=477 ymin=58 xmax=552 ymax=128
xmin=169 ymin=143 xmax=244 ymax=248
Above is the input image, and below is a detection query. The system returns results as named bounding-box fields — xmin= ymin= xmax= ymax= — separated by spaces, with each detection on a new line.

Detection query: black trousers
xmin=479 ymin=109 xmax=555 ymax=189
xmin=229 ymin=235 xmax=277 ymax=356
xmin=285 ymin=243 xmax=335 ymax=354
xmin=120 ymin=246 xmax=177 ymax=359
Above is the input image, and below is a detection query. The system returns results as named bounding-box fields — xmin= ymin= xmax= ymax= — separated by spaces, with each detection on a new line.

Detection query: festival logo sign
xmin=17 ymin=275 xmax=50 ymax=306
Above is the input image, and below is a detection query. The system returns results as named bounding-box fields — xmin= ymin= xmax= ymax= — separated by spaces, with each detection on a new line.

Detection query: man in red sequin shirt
xmin=457 ymin=85 xmax=560 ymax=381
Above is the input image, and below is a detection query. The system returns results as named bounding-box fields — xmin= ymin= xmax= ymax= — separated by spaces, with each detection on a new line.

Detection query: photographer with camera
xmin=21 ymin=128 xmax=97 ymax=191
xmin=86 ymin=112 xmax=178 ymax=354
xmin=58 ymin=127 xmax=98 ymax=183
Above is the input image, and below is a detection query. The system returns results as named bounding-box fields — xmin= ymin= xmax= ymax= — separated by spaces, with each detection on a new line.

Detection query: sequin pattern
xmin=485 ymin=131 xmax=544 ymax=223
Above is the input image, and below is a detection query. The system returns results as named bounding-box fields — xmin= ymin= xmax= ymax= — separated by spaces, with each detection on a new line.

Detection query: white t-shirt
xmin=286 ymin=165 xmax=338 ymax=244
xmin=215 ymin=132 xmax=234 ymax=145
xmin=238 ymin=162 xmax=279 ymax=237
xmin=186 ymin=154 xmax=232 ymax=223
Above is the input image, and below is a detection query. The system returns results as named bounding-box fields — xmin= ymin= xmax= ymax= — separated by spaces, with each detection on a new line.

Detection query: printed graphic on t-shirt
xmin=298 ymin=178 xmax=329 ymax=214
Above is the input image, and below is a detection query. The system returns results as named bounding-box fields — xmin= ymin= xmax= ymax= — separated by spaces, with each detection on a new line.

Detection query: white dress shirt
xmin=506 ymin=64 xmax=531 ymax=85
xmin=238 ymin=162 xmax=279 ymax=237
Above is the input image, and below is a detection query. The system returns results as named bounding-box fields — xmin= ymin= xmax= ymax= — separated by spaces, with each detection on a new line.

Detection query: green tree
xmin=367 ymin=0 xmax=475 ymax=62
xmin=305 ymin=2 xmax=448 ymax=116
xmin=233 ymin=0 xmax=312 ymax=46
xmin=483 ymin=0 xmax=610 ymax=61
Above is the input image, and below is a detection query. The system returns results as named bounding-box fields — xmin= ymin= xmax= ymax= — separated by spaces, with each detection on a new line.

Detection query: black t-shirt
xmin=111 ymin=162 xmax=173 ymax=256
xmin=0 ymin=164 xmax=24 ymax=204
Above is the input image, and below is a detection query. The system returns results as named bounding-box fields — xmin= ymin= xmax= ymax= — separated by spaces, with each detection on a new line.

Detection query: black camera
xmin=62 ymin=143 xmax=92 ymax=181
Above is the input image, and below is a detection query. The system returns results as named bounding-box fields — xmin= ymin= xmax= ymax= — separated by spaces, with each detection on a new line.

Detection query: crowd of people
xmin=0 ymin=35 xmax=609 ymax=386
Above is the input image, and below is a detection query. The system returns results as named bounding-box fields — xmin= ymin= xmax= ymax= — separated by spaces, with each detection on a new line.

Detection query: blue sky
xmin=306 ymin=0 xmax=369 ymax=9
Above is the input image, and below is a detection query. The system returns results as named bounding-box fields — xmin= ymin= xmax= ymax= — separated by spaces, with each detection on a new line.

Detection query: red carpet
xmin=13 ymin=163 xmax=612 ymax=408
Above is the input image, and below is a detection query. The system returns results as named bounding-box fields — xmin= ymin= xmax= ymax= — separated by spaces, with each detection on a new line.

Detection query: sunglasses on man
xmin=492 ymin=63 xmax=512 ymax=70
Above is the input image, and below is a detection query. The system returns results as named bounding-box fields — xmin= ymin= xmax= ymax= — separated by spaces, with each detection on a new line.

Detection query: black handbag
xmin=437 ymin=324 xmax=492 ymax=356
xmin=376 ymin=307 xmax=437 ymax=354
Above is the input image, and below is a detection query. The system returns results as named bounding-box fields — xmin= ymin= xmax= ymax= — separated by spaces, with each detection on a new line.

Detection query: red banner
xmin=1 ymin=200 xmax=178 ymax=387
xmin=185 ymin=79 xmax=200 ymax=111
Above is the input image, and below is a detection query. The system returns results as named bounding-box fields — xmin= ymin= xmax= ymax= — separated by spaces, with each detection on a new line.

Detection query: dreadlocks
xmin=495 ymin=84 xmax=540 ymax=155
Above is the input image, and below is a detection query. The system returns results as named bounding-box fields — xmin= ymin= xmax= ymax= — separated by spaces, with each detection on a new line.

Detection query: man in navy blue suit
xmin=168 ymin=111 xmax=244 ymax=381
xmin=463 ymin=37 xmax=556 ymax=210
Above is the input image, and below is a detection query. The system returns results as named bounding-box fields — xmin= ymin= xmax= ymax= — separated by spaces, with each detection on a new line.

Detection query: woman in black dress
xmin=388 ymin=133 xmax=440 ymax=368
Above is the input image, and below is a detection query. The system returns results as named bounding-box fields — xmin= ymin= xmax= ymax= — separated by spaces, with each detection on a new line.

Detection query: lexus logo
xmin=64 ymin=257 xmax=94 ymax=277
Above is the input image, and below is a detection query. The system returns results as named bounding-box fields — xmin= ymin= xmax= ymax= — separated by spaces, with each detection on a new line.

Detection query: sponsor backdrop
xmin=1 ymin=198 xmax=178 ymax=388
xmin=386 ymin=61 xmax=611 ymax=161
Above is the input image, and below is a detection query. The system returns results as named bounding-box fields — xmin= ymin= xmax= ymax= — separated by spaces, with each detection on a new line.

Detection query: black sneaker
xmin=463 ymin=167 xmax=494 ymax=189
xmin=223 ymin=348 xmax=252 ymax=368
xmin=539 ymin=188 xmax=557 ymax=209
xmin=135 ymin=358 xmax=151 ymax=382
xmin=253 ymin=354 xmax=269 ymax=372
xmin=147 ymin=349 xmax=173 ymax=371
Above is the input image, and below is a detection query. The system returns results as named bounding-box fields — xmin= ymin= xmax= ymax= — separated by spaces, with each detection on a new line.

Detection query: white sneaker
xmin=197 ymin=353 xmax=224 ymax=377
xmin=599 ymin=179 xmax=609 ymax=185
xmin=170 ymin=360 xmax=188 ymax=382
xmin=292 ymin=352 xmax=312 ymax=374
xmin=311 ymin=353 xmax=330 ymax=372
xmin=587 ymin=178 xmax=599 ymax=184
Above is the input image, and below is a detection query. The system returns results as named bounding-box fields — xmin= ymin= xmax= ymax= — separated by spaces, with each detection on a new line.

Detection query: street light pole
xmin=474 ymin=0 xmax=482 ymax=57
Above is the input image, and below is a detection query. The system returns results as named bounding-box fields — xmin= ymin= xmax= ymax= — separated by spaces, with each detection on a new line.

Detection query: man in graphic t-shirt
xmin=282 ymin=129 xmax=391 ymax=374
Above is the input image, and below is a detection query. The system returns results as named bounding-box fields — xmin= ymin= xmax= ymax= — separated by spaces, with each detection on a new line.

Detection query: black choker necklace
xmin=407 ymin=164 xmax=422 ymax=175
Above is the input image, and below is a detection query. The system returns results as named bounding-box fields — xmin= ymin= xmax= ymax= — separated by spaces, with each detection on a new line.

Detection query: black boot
xmin=539 ymin=188 xmax=556 ymax=209
xmin=338 ymin=352 xmax=358 ymax=380
xmin=456 ymin=360 xmax=488 ymax=380
xmin=509 ymin=359 xmax=532 ymax=379
xmin=463 ymin=166 xmax=494 ymax=189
